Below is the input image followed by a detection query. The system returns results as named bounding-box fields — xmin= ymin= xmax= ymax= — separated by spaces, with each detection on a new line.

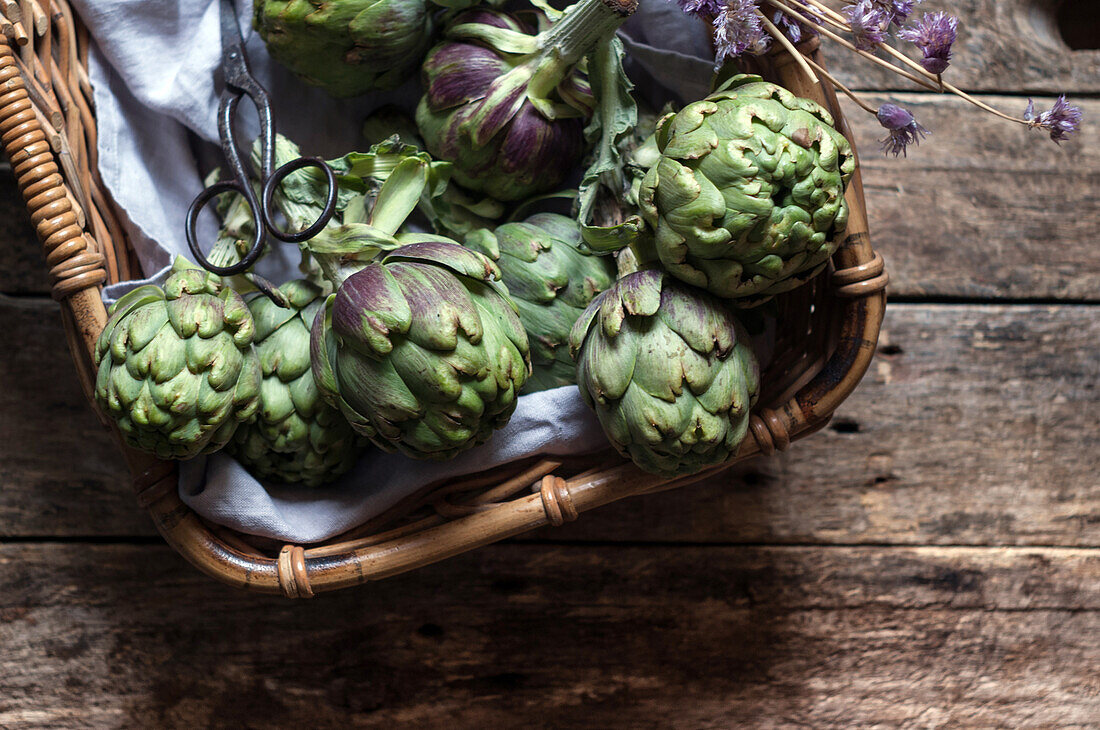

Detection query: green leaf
xmin=370 ymin=156 xmax=430 ymax=236
xmin=576 ymin=36 xmax=643 ymax=253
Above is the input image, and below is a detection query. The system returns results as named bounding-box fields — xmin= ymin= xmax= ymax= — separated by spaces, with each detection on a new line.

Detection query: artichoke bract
xmin=466 ymin=213 xmax=616 ymax=392
xmin=228 ymin=280 xmax=363 ymax=487
xmin=311 ymin=240 xmax=531 ymax=460
xmin=570 ymin=269 xmax=760 ymax=477
xmin=254 ymin=0 xmax=431 ymax=97
xmin=639 ymin=75 xmax=855 ymax=304
xmin=415 ymin=0 xmax=637 ymax=201
xmin=94 ymin=260 xmax=262 ymax=460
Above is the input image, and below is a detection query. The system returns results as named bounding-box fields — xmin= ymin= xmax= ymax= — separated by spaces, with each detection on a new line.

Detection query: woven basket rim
xmin=0 ymin=9 xmax=886 ymax=597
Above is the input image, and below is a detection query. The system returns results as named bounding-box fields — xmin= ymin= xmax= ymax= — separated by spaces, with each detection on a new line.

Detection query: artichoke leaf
xmin=576 ymin=36 xmax=644 ymax=253
xmin=370 ymin=156 xmax=431 ymax=236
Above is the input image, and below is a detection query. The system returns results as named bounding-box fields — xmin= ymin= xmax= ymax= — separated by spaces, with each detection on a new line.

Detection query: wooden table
xmin=1 ymin=2 xmax=1098 ymax=726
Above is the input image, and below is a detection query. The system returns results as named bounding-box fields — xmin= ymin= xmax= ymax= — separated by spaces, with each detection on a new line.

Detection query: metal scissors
xmin=185 ymin=0 xmax=337 ymax=276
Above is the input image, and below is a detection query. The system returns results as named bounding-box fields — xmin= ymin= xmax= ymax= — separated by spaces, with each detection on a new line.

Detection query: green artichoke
xmin=94 ymin=259 xmax=262 ymax=459
xmin=570 ymin=268 xmax=760 ymax=476
xmin=227 ymin=280 xmax=363 ymax=487
xmin=465 ymin=213 xmax=616 ymax=392
xmin=311 ymin=240 xmax=531 ymax=460
xmin=254 ymin=0 xmax=431 ymax=97
xmin=639 ymin=74 xmax=854 ymax=304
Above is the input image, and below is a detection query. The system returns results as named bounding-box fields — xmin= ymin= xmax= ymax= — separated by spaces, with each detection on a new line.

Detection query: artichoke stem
xmin=534 ymin=0 xmax=638 ymax=88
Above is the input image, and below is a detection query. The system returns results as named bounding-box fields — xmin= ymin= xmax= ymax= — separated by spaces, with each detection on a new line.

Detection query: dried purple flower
xmin=884 ymin=0 xmax=918 ymax=26
xmin=713 ymin=0 xmax=768 ymax=63
xmin=674 ymin=0 xmax=723 ymax=18
xmin=877 ymin=103 xmax=929 ymax=157
xmin=899 ymin=11 xmax=957 ymax=75
xmin=843 ymin=0 xmax=889 ymax=50
xmin=771 ymin=8 xmax=820 ymax=45
xmin=1025 ymin=96 xmax=1083 ymax=144
xmin=844 ymin=0 xmax=919 ymax=28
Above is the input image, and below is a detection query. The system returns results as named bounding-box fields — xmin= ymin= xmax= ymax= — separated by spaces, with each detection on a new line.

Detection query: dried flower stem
xmin=771 ymin=0 xmax=1033 ymax=128
xmin=755 ymin=8 xmax=818 ymax=85
xmin=800 ymin=53 xmax=878 ymax=114
xmin=875 ymin=42 xmax=945 ymax=85
xmin=794 ymin=0 xmax=849 ymax=31
xmin=797 ymin=0 xmax=949 ymax=86
xmin=766 ymin=0 xmax=938 ymax=91
xmin=937 ymin=80 xmax=1030 ymax=126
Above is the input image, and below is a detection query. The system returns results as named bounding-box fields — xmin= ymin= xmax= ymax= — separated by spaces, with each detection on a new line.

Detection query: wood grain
xmin=0 ymin=166 xmax=49 ymax=295
xmin=820 ymin=0 xmax=1100 ymax=95
xmin=848 ymin=94 xmax=1100 ymax=301
xmin=557 ymin=302 xmax=1100 ymax=546
xmin=1 ymin=543 xmax=1097 ymax=728
xmin=0 ymin=294 xmax=146 ymax=537
xmin=3 ymin=297 xmax=1097 ymax=547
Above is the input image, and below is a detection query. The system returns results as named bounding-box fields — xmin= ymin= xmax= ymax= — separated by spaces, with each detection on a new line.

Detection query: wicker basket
xmin=0 ymin=2 xmax=887 ymax=597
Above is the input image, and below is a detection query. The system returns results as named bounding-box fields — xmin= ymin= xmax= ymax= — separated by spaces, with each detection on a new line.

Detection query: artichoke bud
xmin=254 ymin=0 xmax=432 ymax=97
xmin=415 ymin=0 xmax=638 ymax=202
xmin=94 ymin=258 xmax=262 ymax=460
xmin=311 ymin=239 xmax=531 ymax=460
xmin=639 ymin=75 xmax=855 ymax=304
xmin=227 ymin=279 xmax=365 ymax=487
xmin=570 ymin=268 xmax=760 ymax=477
xmin=465 ymin=213 xmax=616 ymax=392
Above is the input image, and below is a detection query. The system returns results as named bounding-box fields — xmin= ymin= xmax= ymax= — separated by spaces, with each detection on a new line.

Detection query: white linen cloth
xmin=75 ymin=0 xmax=715 ymax=542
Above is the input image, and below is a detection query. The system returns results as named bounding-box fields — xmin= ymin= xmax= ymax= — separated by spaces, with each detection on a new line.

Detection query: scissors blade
xmin=218 ymin=0 xmax=250 ymax=90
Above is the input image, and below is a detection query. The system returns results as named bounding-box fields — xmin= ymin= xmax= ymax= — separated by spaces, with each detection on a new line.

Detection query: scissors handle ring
xmin=185 ymin=179 xmax=266 ymax=277
xmin=262 ymin=157 xmax=339 ymax=244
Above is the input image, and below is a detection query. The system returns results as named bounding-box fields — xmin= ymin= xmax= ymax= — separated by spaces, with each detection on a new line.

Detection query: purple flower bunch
xmin=670 ymin=0 xmax=1082 ymax=157
xmin=675 ymin=0 xmax=819 ymax=65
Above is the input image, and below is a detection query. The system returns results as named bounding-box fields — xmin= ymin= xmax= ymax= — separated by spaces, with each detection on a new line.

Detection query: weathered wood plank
xmin=849 ymin=94 xmax=1100 ymax=300
xmin=2 ymin=299 xmax=1098 ymax=545
xmin=0 ymin=294 xmax=146 ymax=537
xmin=0 ymin=544 xmax=1098 ymax=728
xmin=555 ymin=303 xmax=1100 ymax=546
xmin=821 ymin=0 xmax=1100 ymax=95
xmin=0 ymin=167 xmax=50 ymax=296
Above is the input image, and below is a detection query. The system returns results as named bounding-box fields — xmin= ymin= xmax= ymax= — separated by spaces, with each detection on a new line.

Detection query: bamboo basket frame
xmin=0 ymin=3 xmax=887 ymax=597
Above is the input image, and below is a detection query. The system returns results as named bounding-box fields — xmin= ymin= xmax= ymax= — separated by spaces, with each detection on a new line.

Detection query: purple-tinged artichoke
xmin=570 ymin=268 xmax=760 ymax=477
xmin=254 ymin=0 xmax=432 ymax=97
xmin=311 ymin=241 xmax=531 ymax=459
xmin=94 ymin=259 xmax=262 ymax=459
xmin=415 ymin=0 xmax=638 ymax=201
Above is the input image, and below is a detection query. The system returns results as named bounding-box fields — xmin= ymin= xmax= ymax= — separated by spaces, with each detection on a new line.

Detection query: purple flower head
xmin=844 ymin=0 xmax=890 ymax=50
xmin=885 ymin=0 xmax=918 ymax=26
xmin=899 ymin=12 xmax=957 ymax=75
xmin=1025 ymin=96 xmax=1083 ymax=144
xmin=771 ymin=8 xmax=820 ymax=45
xmin=845 ymin=0 xmax=919 ymax=27
xmin=713 ymin=0 xmax=768 ymax=64
xmin=877 ymin=103 xmax=929 ymax=157
xmin=674 ymin=0 xmax=723 ymax=18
